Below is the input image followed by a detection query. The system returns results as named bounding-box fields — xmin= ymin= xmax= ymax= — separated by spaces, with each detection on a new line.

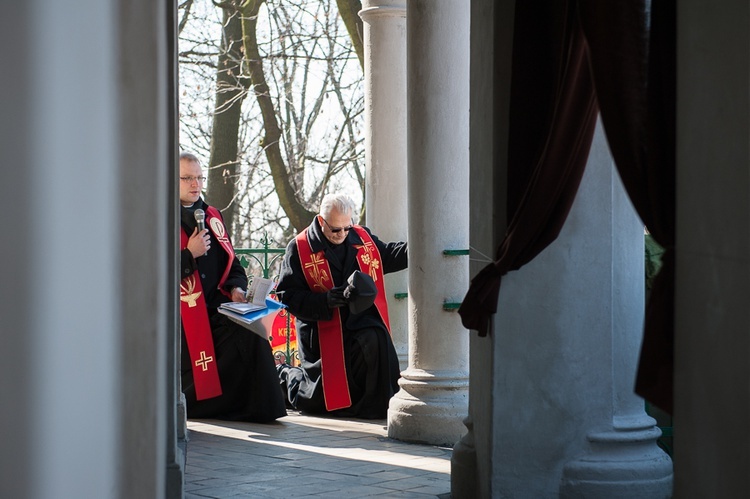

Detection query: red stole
xmin=296 ymin=225 xmax=390 ymax=411
xmin=179 ymin=206 xmax=235 ymax=400
xmin=350 ymin=226 xmax=391 ymax=333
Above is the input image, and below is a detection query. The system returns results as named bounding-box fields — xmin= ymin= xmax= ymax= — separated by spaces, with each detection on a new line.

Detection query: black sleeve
xmin=275 ymin=239 xmax=333 ymax=323
xmin=367 ymin=228 xmax=408 ymax=274
xmin=180 ymin=248 xmax=197 ymax=280
xmin=221 ymin=255 xmax=249 ymax=293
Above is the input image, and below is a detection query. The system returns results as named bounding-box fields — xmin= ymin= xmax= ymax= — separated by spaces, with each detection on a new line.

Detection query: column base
xmin=451 ymin=416 xmax=478 ymax=498
xmin=387 ymin=368 xmax=468 ymax=446
xmin=560 ymin=417 xmax=673 ymax=498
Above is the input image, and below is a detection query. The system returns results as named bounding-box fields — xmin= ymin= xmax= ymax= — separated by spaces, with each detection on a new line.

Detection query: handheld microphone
xmin=194 ymin=209 xmax=206 ymax=232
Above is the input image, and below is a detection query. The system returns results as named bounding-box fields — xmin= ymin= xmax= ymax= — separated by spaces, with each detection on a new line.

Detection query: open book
xmin=218 ymin=296 xmax=285 ymax=338
xmin=219 ymin=276 xmax=275 ymax=314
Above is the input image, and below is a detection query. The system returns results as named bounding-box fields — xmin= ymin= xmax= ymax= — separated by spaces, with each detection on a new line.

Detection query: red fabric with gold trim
xmin=180 ymin=228 xmax=222 ymax=401
xmin=296 ymin=229 xmax=352 ymax=411
xmin=205 ymin=206 xmax=235 ymax=296
xmin=350 ymin=226 xmax=391 ymax=333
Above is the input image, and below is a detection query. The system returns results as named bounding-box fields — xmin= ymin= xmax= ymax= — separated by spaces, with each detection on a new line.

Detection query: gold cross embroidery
xmin=195 ymin=350 xmax=214 ymax=371
xmin=304 ymin=252 xmax=331 ymax=291
xmin=180 ymin=275 xmax=202 ymax=307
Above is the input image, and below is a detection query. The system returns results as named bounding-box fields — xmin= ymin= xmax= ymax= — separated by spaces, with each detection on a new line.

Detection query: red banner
xmin=269 ymin=306 xmax=298 ymax=366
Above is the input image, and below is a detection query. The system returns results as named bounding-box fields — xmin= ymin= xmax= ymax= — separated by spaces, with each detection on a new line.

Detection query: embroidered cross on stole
xmin=296 ymin=226 xmax=391 ymax=411
xmin=179 ymin=206 xmax=235 ymax=401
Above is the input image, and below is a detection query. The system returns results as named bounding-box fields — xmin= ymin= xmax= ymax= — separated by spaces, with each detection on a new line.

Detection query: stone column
xmin=2 ymin=3 xmax=122 ymax=497
xmin=387 ymin=0 xmax=470 ymax=446
xmin=451 ymin=0 xmax=510 ymax=495
xmin=0 ymin=1 xmax=173 ymax=497
xmin=558 ymin=125 xmax=673 ymax=498
xmin=488 ymin=122 xmax=671 ymax=497
xmin=166 ymin=2 xmax=188 ymax=495
xmin=359 ymin=0 xmax=409 ymax=371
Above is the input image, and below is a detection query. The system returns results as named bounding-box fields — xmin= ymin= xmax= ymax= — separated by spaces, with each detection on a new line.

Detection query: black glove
xmin=343 ymin=270 xmax=377 ymax=314
xmin=326 ymin=284 xmax=348 ymax=308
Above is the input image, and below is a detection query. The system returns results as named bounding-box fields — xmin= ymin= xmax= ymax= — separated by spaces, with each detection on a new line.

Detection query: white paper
xmin=246 ymin=276 xmax=275 ymax=305
xmin=218 ymin=276 xmax=276 ymax=315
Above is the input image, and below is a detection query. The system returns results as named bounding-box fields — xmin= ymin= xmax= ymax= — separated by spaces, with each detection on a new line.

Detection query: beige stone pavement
xmin=184 ymin=410 xmax=453 ymax=498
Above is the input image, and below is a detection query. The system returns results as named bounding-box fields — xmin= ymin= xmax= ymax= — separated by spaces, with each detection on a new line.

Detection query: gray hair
xmin=320 ymin=192 xmax=358 ymax=221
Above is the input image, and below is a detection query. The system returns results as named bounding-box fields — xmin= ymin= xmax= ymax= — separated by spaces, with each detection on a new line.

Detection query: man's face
xmin=319 ymin=208 xmax=353 ymax=245
xmin=179 ymin=159 xmax=204 ymax=205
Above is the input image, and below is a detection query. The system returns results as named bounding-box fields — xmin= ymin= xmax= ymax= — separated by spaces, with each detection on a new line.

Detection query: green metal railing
xmin=235 ymin=235 xmax=297 ymax=365
xmin=235 ymin=233 xmax=286 ymax=279
xmin=645 ymin=401 xmax=673 ymax=457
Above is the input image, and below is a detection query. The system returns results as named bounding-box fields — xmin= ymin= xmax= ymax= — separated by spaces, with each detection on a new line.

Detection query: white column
xmin=387 ymin=0 xmax=470 ymax=446
xmin=2 ymin=2 xmax=121 ymax=497
xmin=451 ymin=0 xmax=508 ymax=495
xmin=359 ymin=0 xmax=409 ymax=371
xmin=488 ymin=122 xmax=672 ymax=497
xmin=558 ymin=124 xmax=672 ymax=498
xmin=0 ymin=1 xmax=172 ymax=497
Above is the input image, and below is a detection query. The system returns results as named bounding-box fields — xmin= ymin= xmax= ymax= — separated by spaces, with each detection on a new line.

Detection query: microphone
xmin=194 ymin=209 xmax=206 ymax=232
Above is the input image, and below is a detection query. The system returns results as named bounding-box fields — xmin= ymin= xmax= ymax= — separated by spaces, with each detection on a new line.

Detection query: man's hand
xmin=187 ymin=227 xmax=211 ymax=258
xmin=326 ymin=284 xmax=348 ymax=308
xmin=230 ymin=287 xmax=247 ymax=303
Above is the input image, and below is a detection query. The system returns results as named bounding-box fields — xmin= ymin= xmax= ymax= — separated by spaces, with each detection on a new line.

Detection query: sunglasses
xmin=322 ymin=217 xmax=353 ymax=234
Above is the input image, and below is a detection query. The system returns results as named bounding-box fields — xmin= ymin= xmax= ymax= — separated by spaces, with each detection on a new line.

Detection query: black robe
xmin=180 ymin=199 xmax=286 ymax=422
xmin=275 ymin=217 xmax=408 ymax=419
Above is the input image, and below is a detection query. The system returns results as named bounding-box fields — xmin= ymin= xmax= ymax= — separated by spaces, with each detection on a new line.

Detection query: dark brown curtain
xmin=579 ymin=0 xmax=676 ymax=413
xmin=458 ymin=0 xmax=676 ymax=414
xmin=457 ymin=1 xmax=599 ymax=337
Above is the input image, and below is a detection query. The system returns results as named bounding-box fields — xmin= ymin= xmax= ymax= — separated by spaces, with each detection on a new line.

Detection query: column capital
xmin=359 ymin=0 xmax=406 ymax=21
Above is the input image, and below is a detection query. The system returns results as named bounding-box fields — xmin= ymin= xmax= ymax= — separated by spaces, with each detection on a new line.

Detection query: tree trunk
xmin=206 ymin=2 xmax=247 ymax=232
xmin=240 ymin=0 xmax=316 ymax=232
xmin=336 ymin=0 xmax=364 ymax=71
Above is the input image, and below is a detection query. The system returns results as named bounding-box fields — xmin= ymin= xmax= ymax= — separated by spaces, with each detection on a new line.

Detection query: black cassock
xmin=276 ymin=217 xmax=408 ymax=419
xmin=180 ymin=200 xmax=286 ymax=423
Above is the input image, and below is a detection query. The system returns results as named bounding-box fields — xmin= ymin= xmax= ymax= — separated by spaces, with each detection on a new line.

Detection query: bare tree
xmin=239 ymin=0 xmax=316 ymax=232
xmin=179 ymin=0 xmax=365 ymax=243
xmin=205 ymin=1 xmax=249 ymax=230
xmin=335 ymin=0 xmax=364 ymax=70
xmin=178 ymin=0 xmax=195 ymax=35
xmin=238 ymin=0 xmax=364 ymax=233
xmin=178 ymin=1 xmax=222 ymax=164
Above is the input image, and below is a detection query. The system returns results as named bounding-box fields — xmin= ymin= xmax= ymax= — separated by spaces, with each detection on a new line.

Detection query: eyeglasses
xmin=180 ymin=176 xmax=206 ymax=183
xmin=322 ymin=218 xmax=353 ymax=234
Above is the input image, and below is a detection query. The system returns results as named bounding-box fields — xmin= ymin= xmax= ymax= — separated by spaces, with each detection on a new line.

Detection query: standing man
xmin=179 ymin=152 xmax=285 ymax=422
xmin=276 ymin=193 xmax=408 ymax=419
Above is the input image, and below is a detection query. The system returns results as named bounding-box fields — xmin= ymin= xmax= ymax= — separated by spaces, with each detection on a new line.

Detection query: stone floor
xmin=184 ymin=410 xmax=453 ymax=498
